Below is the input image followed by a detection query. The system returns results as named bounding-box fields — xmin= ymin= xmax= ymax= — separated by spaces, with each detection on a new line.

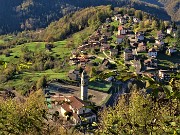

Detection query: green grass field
xmin=0 ymin=39 xmax=4 ymax=44
xmin=89 ymin=80 xmax=112 ymax=92
xmin=0 ymin=40 xmax=75 ymax=91
xmin=52 ymin=41 xmax=71 ymax=58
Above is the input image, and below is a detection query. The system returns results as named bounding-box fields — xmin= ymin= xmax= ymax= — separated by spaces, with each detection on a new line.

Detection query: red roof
xmin=118 ymin=26 xmax=124 ymax=30
xmin=68 ymin=96 xmax=86 ymax=109
xmin=61 ymin=103 xmax=71 ymax=112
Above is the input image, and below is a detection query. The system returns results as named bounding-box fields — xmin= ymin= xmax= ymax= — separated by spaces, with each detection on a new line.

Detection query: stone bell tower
xmin=81 ymin=70 xmax=88 ymax=101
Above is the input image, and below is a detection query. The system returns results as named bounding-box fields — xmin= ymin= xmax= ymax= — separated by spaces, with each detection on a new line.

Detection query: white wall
xmin=60 ymin=107 xmax=66 ymax=117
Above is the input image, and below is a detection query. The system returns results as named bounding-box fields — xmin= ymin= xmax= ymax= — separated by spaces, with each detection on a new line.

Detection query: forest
xmin=0 ymin=0 xmax=179 ymax=34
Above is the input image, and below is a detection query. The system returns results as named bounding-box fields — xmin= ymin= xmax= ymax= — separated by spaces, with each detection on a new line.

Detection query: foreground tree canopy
xmin=97 ymin=89 xmax=180 ymax=135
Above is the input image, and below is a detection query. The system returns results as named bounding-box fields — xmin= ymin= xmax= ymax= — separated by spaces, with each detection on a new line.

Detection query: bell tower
xmin=81 ymin=70 xmax=88 ymax=101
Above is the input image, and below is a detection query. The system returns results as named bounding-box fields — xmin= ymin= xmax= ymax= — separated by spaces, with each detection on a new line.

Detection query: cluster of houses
xmin=68 ymin=13 xmax=179 ymax=83
xmin=113 ymin=14 xmax=178 ymax=82
xmin=45 ymin=12 xmax=179 ymax=126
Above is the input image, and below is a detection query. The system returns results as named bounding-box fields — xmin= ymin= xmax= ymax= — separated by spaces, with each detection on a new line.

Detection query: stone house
xmin=133 ymin=60 xmax=142 ymax=74
xmin=137 ymin=42 xmax=147 ymax=52
xmin=158 ymin=70 xmax=172 ymax=81
xmin=124 ymin=48 xmax=133 ymax=61
xmin=100 ymin=44 xmax=110 ymax=51
xmin=144 ymin=58 xmax=158 ymax=68
xmin=68 ymin=69 xmax=80 ymax=81
xmin=119 ymin=17 xmax=127 ymax=24
xmin=167 ymin=27 xmax=173 ymax=34
xmin=157 ymin=30 xmax=165 ymax=40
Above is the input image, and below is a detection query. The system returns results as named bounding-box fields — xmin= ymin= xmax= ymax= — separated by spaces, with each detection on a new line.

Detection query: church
xmin=46 ymin=70 xmax=97 ymax=124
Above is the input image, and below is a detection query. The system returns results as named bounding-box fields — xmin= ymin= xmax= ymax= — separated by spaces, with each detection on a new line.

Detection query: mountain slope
xmin=0 ymin=0 xmax=127 ymax=34
xmin=0 ymin=0 xmax=179 ymax=34
xmin=139 ymin=0 xmax=180 ymax=21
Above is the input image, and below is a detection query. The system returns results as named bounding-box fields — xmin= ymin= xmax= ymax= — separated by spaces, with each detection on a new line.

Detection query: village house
xmin=77 ymin=44 xmax=90 ymax=51
xmin=114 ymin=14 xmax=122 ymax=21
xmin=143 ymin=71 xmax=157 ymax=81
xmin=148 ymin=48 xmax=157 ymax=58
xmin=167 ymin=27 xmax=173 ymax=34
xmin=118 ymin=26 xmax=127 ymax=35
xmin=144 ymin=58 xmax=158 ymax=68
xmin=47 ymin=94 xmax=96 ymax=124
xmin=133 ymin=17 xmax=140 ymax=23
xmin=132 ymin=59 xmax=142 ymax=74
xmin=137 ymin=42 xmax=147 ymax=52
xmin=100 ymin=44 xmax=110 ymax=51
xmin=89 ymin=35 xmax=100 ymax=42
xmin=106 ymin=18 xmax=111 ymax=23
xmin=166 ymin=27 xmax=177 ymax=36
xmin=166 ymin=47 xmax=177 ymax=55
xmin=68 ymin=69 xmax=80 ymax=81
xmin=130 ymin=42 xmax=138 ymax=48
xmin=157 ymin=30 xmax=165 ymax=40
xmin=132 ymin=49 xmax=138 ymax=55
xmin=90 ymin=41 xmax=101 ymax=48
xmin=119 ymin=17 xmax=127 ymax=24
xmin=158 ymin=70 xmax=172 ymax=81
xmin=124 ymin=48 xmax=133 ymax=61
xmin=154 ymin=40 xmax=164 ymax=51
xmin=60 ymin=96 xmax=96 ymax=124
xmin=117 ymin=35 xmax=125 ymax=44
xmin=69 ymin=57 xmax=79 ymax=65
xmin=79 ymin=58 xmax=89 ymax=69
xmin=123 ymin=14 xmax=130 ymax=20
xmin=135 ymin=32 xmax=144 ymax=41
xmin=155 ymin=39 xmax=164 ymax=45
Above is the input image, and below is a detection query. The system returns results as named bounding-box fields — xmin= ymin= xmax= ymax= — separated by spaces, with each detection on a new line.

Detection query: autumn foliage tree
xmin=97 ymin=89 xmax=180 ymax=134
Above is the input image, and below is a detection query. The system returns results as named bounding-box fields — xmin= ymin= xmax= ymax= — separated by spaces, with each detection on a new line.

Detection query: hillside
xmin=0 ymin=6 xmax=113 ymax=93
xmin=0 ymin=0 xmax=126 ymax=34
xmin=139 ymin=0 xmax=180 ymax=22
xmin=0 ymin=0 xmax=179 ymax=34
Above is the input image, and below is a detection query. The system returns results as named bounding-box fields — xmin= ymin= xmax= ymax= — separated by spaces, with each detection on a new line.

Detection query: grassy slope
xmin=0 ymin=39 xmax=4 ymax=44
xmin=0 ymin=40 xmax=74 ymax=90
